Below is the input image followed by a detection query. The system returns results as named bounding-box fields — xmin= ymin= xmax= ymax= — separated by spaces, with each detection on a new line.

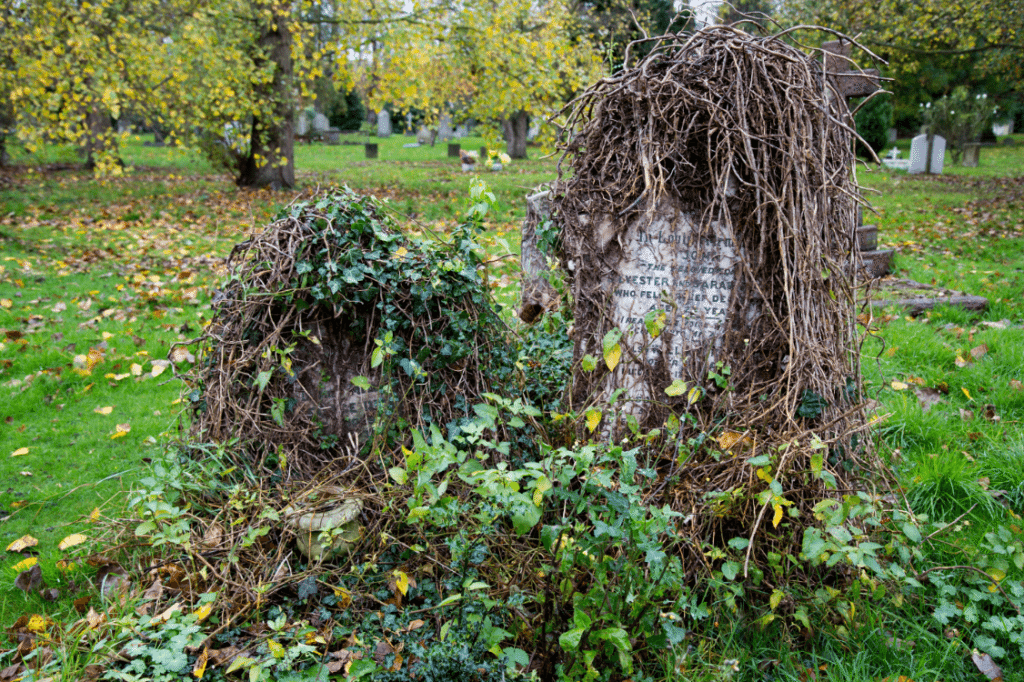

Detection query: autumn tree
xmin=778 ymin=0 xmax=1022 ymax=129
xmin=372 ymin=0 xmax=605 ymax=159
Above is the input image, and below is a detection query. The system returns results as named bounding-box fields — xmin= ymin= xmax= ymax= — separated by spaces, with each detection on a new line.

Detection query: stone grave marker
xmin=909 ymin=133 xmax=945 ymax=174
xmin=296 ymin=112 xmax=310 ymax=137
xmin=312 ymin=112 xmax=330 ymax=135
xmin=377 ymin=109 xmax=392 ymax=138
xmin=437 ymin=114 xmax=454 ymax=141
xmin=416 ymin=127 xmax=434 ymax=145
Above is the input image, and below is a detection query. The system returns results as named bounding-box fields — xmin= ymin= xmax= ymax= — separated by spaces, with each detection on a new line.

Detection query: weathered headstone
xmin=296 ymin=112 xmax=310 ymax=137
xmin=323 ymin=128 xmax=341 ymax=145
xmin=909 ymin=133 xmax=945 ymax=174
xmin=519 ymin=190 xmax=557 ymax=323
xmin=447 ymin=143 xmax=461 ymax=158
xmin=454 ymin=124 xmax=469 ymax=138
xmin=376 ymin=109 xmax=392 ymax=138
xmin=312 ymin=112 xmax=330 ymax=135
xmin=416 ymin=127 xmax=433 ymax=145
xmin=365 ymin=143 xmax=378 ymax=159
xmin=962 ymin=143 xmax=980 ymax=167
xmin=437 ymin=114 xmax=454 ymax=141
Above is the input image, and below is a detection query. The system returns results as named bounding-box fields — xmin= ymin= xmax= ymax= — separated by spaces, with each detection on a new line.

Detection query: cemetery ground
xmin=0 ymin=132 xmax=1023 ymax=681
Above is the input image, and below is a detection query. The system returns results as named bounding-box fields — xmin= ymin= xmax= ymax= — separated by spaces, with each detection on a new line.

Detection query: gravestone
xmin=447 ymin=143 xmax=460 ymax=158
xmin=909 ymin=133 xmax=945 ymax=174
xmin=312 ymin=112 xmax=330 ymax=135
xmin=962 ymin=143 xmax=980 ymax=167
xmin=416 ymin=127 xmax=433 ymax=145
xmin=519 ymin=190 xmax=557 ymax=323
xmin=888 ymin=128 xmax=898 ymax=143
xmin=117 ymin=119 xmax=132 ymax=134
xmin=296 ymin=112 xmax=310 ymax=137
xmin=454 ymin=124 xmax=469 ymax=138
xmin=365 ymin=143 xmax=378 ymax=159
xmin=437 ymin=114 xmax=454 ymax=141
xmin=376 ymin=109 xmax=392 ymax=138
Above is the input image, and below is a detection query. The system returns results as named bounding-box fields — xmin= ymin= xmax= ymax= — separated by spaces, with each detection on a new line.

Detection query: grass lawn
xmin=1 ymin=131 xmax=1023 ymax=679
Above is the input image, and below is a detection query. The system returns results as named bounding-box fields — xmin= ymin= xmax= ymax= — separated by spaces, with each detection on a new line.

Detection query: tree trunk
xmin=82 ymin=104 xmax=123 ymax=171
xmin=237 ymin=3 xmax=295 ymax=189
xmin=502 ymin=110 xmax=529 ymax=159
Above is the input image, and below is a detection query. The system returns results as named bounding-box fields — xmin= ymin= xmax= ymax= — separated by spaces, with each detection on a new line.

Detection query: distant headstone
xmin=527 ymin=123 xmax=540 ymax=141
xmin=437 ymin=114 xmax=454 ymax=141
xmin=447 ymin=143 xmax=461 ymax=158
xmin=365 ymin=143 xmax=378 ymax=159
xmin=323 ymin=128 xmax=341 ymax=145
xmin=993 ymin=122 xmax=1013 ymax=136
xmin=117 ymin=119 xmax=132 ymax=134
xmin=376 ymin=110 xmax=392 ymax=138
xmin=312 ymin=112 xmax=330 ymax=134
xmin=909 ymin=134 xmax=945 ymax=174
xmin=887 ymin=128 xmax=898 ymax=143
xmin=454 ymin=124 xmax=469 ymax=138
xmin=416 ymin=127 xmax=434 ymax=145
xmin=962 ymin=143 xmax=980 ymax=167
xmin=402 ymin=142 xmax=421 ymax=148
xmin=405 ymin=112 xmax=414 ymax=134
xmin=296 ymin=113 xmax=310 ymax=137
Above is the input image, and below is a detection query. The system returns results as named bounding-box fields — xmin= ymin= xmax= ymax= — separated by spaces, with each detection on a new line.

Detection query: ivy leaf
xmin=393 ymin=570 xmax=410 ymax=596
xmin=350 ymin=376 xmax=371 ymax=390
xmin=665 ymin=379 xmax=688 ymax=397
xmin=604 ymin=343 xmax=622 ymax=371
xmin=585 ymin=408 xmax=602 ymax=433
xmin=644 ymin=309 xmax=666 ymax=338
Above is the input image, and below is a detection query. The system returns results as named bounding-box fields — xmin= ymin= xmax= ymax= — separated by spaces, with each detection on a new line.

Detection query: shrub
xmin=854 ymin=93 xmax=894 ymax=157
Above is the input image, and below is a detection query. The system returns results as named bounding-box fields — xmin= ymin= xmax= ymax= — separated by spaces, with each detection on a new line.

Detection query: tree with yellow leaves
xmin=371 ymin=0 xmax=605 ymax=158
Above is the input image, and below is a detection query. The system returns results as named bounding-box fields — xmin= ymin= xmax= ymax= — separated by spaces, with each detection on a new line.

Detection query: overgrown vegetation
xmin=1 ymin=127 xmax=1023 ymax=681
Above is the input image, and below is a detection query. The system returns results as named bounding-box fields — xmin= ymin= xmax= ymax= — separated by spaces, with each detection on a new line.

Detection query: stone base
xmin=870 ymin=278 xmax=988 ymax=315
xmin=860 ymin=249 xmax=894 ymax=279
xmin=856 ymin=224 xmax=877 ymax=252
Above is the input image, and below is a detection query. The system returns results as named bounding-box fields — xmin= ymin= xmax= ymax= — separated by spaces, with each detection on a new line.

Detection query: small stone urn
xmin=286 ymin=497 xmax=363 ymax=561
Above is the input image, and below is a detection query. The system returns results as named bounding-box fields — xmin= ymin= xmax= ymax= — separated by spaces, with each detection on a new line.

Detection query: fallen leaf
xmin=150 ymin=364 xmax=166 ymax=377
xmin=193 ymin=647 xmax=209 ymax=679
xmin=960 ymin=408 xmax=975 ymax=421
xmin=89 ymin=507 xmax=101 ymax=522
xmin=983 ymin=404 xmax=1000 ymax=422
xmin=7 ymin=535 xmax=38 ymax=551
xmin=39 ymin=588 xmax=60 ymax=602
xmin=914 ymin=387 xmax=944 ymax=413
xmin=193 ymin=602 xmax=213 ymax=623
xmin=955 ymin=354 xmax=971 ymax=368
xmin=962 ymin=387 xmax=973 ymax=401
xmin=970 ymin=344 xmax=989 ymax=360
xmin=85 ymin=607 xmax=106 ymax=629
xmin=402 ymin=619 xmax=426 ymax=633
xmin=14 ymin=564 xmax=42 ymax=593
xmin=73 ymin=596 xmax=92 ymax=613
xmin=12 ymin=557 xmax=37 ymax=572
xmin=58 ymin=533 xmax=87 ymax=550
xmin=891 ymin=380 xmax=909 ymax=390
xmin=130 ymin=363 xmax=143 ymax=376
xmin=972 ymin=650 xmax=1003 ymax=681
xmin=111 ymin=423 xmax=130 ymax=439
xmin=1010 ymin=380 xmax=1023 ymax=391
xmin=10 ymin=447 xmax=29 ymax=457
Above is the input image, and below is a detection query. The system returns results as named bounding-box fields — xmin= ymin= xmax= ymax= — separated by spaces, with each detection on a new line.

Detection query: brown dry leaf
xmin=914 ymin=387 xmax=944 ymax=413
xmin=983 ymin=404 xmax=1000 ymax=423
xmin=968 ymin=432 xmax=983 ymax=442
xmin=0 ymin=664 xmax=24 ymax=681
xmin=200 ymin=523 xmax=224 ymax=549
xmin=208 ymin=646 xmax=242 ymax=667
xmin=97 ymin=564 xmax=128 ymax=597
xmin=80 ymin=663 xmax=104 ymax=681
xmin=971 ymin=650 xmax=1003 ymax=681
xmin=718 ymin=431 xmax=752 ymax=451
xmin=960 ymin=409 xmax=975 ymax=421
xmin=374 ymin=640 xmax=395 ymax=666
xmin=14 ymin=564 xmax=42 ymax=594
xmin=73 ymin=596 xmax=92 ymax=614
xmin=402 ymin=619 xmax=426 ymax=633
xmin=978 ymin=477 xmax=990 ymax=491
xmin=39 ymin=588 xmax=61 ymax=602
xmin=7 ymin=535 xmax=38 ymax=552
xmin=1010 ymin=379 xmax=1023 ymax=391
xmin=136 ymin=578 xmax=163 ymax=615
xmin=955 ymin=354 xmax=972 ymax=368
xmin=970 ymin=344 xmax=989 ymax=360
xmin=85 ymin=607 xmax=106 ymax=629
xmin=169 ymin=346 xmax=195 ymax=365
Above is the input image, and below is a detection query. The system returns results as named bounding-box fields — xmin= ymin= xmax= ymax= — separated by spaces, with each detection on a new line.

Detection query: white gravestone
xmin=312 ymin=112 xmax=330 ymax=134
xmin=909 ymin=133 xmax=945 ymax=174
xmin=377 ymin=109 xmax=392 ymax=138
xmin=437 ymin=114 xmax=454 ymax=141
xmin=608 ymin=201 xmax=741 ymax=407
xmin=296 ymin=112 xmax=310 ymax=137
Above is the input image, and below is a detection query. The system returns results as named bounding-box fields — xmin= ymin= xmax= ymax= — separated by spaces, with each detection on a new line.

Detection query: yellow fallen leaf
xmin=717 ymin=431 xmax=750 ymax=451
xmin=962 ymin=387 xmax=973 ymax=401
xmin=10 ymin=447 xmax=29 ymax=457
xmin=890 ymin=380 xmax=909 ymax=390
xmin=12 ymin=557 xmax=38 ymax=571
xmin=193 ymin=647 xmax=209 ymax=679
xmin=130 ymin=363 xmax=143 ymax=376
xmin=26 ymin=615 xmax=47 ymax=633
xmin=0 ymin=299 xmax=12 ymax=309
xmin=94 ymin=406 xmax=113 ymax=415
xmin=7 ymin=534 xmax=38 ymax=551
xmin=58 ymin=533 xmax=87 ymax=550
xmin=56 ymin=560 xmax=77 ymax=572
xmin=151 ymin=364 xmax=166 ymax=377
xmin=89 ymin=507 xmax=101 ymax=522
xmin=192 ymin=602 xmax=213 ymax=623
xmin=268 ymin=639 xmax=285 ymax=659
xmin=394 ymin=570 xmax=410 ymax=596
xmin=772 ymin=504 xmax=784 ymax=528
